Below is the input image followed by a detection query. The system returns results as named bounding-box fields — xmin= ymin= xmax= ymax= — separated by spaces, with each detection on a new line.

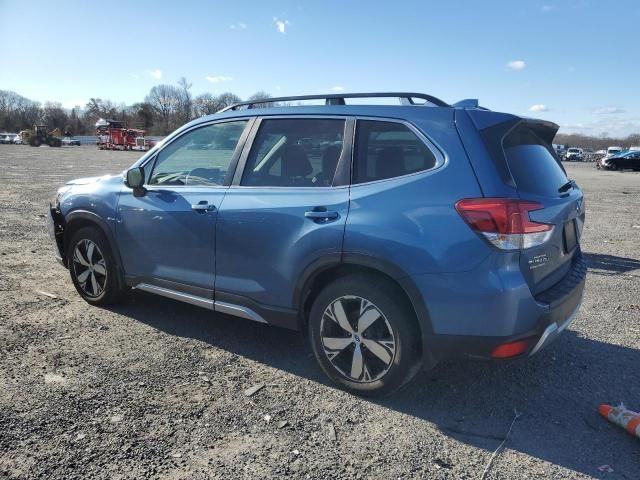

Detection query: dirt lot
xmin=0 ymin=145 xmax=638 ymax=479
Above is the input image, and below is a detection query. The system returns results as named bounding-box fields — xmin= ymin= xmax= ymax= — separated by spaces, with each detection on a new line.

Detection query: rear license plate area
xmin=563 ymin=220 xmax=577 ymax=252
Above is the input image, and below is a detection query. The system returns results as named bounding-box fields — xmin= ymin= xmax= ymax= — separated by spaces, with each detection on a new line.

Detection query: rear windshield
xmin=503 ymin=125 xmax=568 ymax=196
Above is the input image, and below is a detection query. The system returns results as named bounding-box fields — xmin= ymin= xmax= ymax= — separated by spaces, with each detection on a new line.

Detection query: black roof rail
xmin=218 ymin=92 xmax=450 ymax=112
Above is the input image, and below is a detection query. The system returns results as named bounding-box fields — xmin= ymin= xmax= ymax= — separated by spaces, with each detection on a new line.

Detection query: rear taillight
xmin=455 ymin=198 xmax=554 ymax=250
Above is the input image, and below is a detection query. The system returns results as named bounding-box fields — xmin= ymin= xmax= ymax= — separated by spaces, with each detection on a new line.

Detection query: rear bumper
xmin=415 ymin=250 xmax=586 ymax=362
xmin=529 ymin=293 xmax=582 ymax=355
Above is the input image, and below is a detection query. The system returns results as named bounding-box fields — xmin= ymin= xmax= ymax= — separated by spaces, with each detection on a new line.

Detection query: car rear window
xmin=503 ymin=125 xmax=568 ymax=196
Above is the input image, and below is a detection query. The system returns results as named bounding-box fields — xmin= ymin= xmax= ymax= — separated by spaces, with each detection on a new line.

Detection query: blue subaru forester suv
xmin=48 ymin=93 xmax=586 ymax=396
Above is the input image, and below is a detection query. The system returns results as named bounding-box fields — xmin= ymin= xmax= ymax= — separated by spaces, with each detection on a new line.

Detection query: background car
xmin=0 ymin=133 xmax=17 ymax=144
xmin=602 ymin=150 xmax=640 ymax=171
xmin=565 ymin=147 xmax=583 ymax=161
xmin=61 ymin=137 xmax=81 ymax=146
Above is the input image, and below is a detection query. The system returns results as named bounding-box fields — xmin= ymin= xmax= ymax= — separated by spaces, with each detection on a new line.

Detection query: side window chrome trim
xmin=350 ymin=116 xmax=448 ymax=187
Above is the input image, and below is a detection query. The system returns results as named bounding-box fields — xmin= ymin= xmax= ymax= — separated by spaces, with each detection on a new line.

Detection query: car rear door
xmin=214 ymin=117 xmax=352 ymax=324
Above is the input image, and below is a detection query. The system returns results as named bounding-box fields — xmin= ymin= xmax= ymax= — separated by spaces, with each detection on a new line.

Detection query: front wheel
xmin=66 ymin=227 xmax=125 ymax=306
xmin=308 ymin=275 xmax=421 ymax=396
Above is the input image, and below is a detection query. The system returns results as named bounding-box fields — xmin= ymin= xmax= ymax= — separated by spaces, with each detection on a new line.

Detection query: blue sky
xmin=1 ymin=0 xmax=639 ymax=136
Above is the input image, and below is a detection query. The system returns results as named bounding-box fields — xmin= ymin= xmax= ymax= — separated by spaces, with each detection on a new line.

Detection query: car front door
xmin=214 ymin=117 xmax=353 ymax=326
xmin=116 ymin=119 xmax=251 ymax=297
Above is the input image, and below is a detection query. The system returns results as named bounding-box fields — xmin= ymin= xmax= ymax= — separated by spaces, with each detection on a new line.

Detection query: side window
xmin=241 ymin=119 xmax=345 ymax=187
xmin=353 ymin=120 xmax=437 ymax=184
xmin=149 ymin=120 xmax=248 ymax=186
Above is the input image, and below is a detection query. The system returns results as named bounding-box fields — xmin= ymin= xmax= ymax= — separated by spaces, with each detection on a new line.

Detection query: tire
xmin=308 ymin=274 xmax=421 ymax=396
xmin=66 ymin=227 xmax=125 ymax=306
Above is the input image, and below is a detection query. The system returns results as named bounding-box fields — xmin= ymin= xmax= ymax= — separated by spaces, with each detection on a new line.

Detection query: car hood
xmin=65 ymin=174 xmax=120 ymax=186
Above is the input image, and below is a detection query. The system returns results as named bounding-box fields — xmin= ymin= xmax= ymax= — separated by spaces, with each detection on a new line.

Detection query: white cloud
xmin=568 ymin=66 xmax=576 ymax=73
xmin=149 ymin=69 xmax=162 ymax=80
xmin=507 ymin=60 xmax=526 ymax=71
xmin=331 ymin=86 xmax=345 ymax=92
xmin=206 ymin=75 xmax=233 ymax=83
xmin=529 ymin=104 xmax=548 ymax=112
xmin=592 ymin=106 xmax=625 ymax=114
xmin=230 ymin=22 xmax=247 ymax=29
xmin=540 ymin=5 xmax=554 ymax=13
xmin=274 ymin=18 xmax=289 ymax=34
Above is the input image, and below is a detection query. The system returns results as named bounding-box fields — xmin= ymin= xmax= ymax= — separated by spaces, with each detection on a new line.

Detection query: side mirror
xmin=125 ymin=166 xmax=146 ymax=196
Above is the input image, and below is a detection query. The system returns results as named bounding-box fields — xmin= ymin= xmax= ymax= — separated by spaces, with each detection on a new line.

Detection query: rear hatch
xmin=459 ymin=111 xmax=585 ymax=296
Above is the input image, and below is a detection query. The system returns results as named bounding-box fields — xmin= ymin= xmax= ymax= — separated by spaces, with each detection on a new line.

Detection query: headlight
xmin=51 ymin=186 xmax=71 ymax=209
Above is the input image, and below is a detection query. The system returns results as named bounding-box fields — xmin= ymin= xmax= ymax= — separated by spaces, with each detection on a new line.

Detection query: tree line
xmin=2 ymin=83 xmax=639 ymax=147
xmin=0 ymin=78 xmax=272 ymax=136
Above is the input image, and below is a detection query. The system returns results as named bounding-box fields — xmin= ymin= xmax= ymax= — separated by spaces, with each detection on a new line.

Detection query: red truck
xmin=95 ymin=119 xmax=156 ymax=151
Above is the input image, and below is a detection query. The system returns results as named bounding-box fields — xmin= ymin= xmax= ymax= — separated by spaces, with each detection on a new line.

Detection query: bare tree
xmin=193 ymin=93 xmax=221 ymax=117
xmin=145 ymin=85 xmax=181 ymax=134
xmin=216 ymin=92 xmax=242 ymax=109
xmin=247 ymin=91 xmax=273 ymax=108
xmin=0 ymin=90 xmax=42 ymax=131
xmin=42 ymin=102 xmax=68 ymax=130
xmin=177 ymin=77 xmax=193 ymax=123
xmin=129 ymin=102 xmax=155 ymax=130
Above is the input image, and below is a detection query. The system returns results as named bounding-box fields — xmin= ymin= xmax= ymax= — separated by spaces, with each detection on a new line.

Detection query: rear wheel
xmin=67 ymin=227 xmax=125 ymax=306
xmin=308 ymin=275 xmax=421 ymax=396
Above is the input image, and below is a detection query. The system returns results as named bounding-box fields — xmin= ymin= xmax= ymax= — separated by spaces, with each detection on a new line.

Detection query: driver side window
xmin=149 ymin=120 xmax=248 ymax=186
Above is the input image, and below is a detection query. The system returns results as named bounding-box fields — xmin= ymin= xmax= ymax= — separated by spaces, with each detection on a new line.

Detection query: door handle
xmin=192 ymin=201 xmax=216 ymax=212
xmin=305 ymin=210 xmax=339 ymax=221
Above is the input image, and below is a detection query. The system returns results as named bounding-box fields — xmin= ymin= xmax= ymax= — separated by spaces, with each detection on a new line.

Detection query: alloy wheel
xmin=72 ymin=239 xmax=107 ymax=298
xmin=320 ymin=295 xmax=396 ymax=383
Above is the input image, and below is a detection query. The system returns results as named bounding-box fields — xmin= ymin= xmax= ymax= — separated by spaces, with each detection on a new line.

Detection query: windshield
xmin=568 ymin=148 xmax=579 ymax=153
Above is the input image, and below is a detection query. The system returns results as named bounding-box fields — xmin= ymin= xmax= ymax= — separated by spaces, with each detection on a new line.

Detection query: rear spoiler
xmin=518 ymin=118 xmax=560 ymax=145
xmin=463 ymin=110 xmax=561 ymax=189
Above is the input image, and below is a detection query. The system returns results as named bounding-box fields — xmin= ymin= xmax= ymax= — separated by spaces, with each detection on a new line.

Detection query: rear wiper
xmin=558 ymin=179 xmax=575 ymax=193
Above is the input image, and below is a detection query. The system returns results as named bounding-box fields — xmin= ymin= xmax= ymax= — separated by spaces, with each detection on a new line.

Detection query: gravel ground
xmin=0 ymin=145 xmax=638 ymax=480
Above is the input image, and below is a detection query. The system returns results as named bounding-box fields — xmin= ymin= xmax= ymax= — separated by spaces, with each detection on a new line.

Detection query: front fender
xmin=62 ymin=210 xmax=124 ymax=280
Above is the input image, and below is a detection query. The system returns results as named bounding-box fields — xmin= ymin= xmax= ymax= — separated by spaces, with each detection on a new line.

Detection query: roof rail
xmin=219 ymin=92 xmax=450 ymax=112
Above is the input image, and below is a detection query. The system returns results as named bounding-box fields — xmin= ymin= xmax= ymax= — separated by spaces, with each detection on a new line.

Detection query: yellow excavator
xmin=21 ymin=126 xmax=63 ymax=147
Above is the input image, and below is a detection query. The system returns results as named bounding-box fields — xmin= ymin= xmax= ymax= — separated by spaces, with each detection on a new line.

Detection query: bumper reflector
xmin=491 ymin=339 xmax=531 ymax=358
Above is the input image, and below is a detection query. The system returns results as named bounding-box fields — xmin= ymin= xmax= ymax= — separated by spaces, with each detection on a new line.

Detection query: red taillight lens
xmin=455 ymin=198 xmax=551 ymax=234
xmin=455 ymin=198 xmax=554 ymax=250
xmin=491 ymin=339 xmax=531 ymax=358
